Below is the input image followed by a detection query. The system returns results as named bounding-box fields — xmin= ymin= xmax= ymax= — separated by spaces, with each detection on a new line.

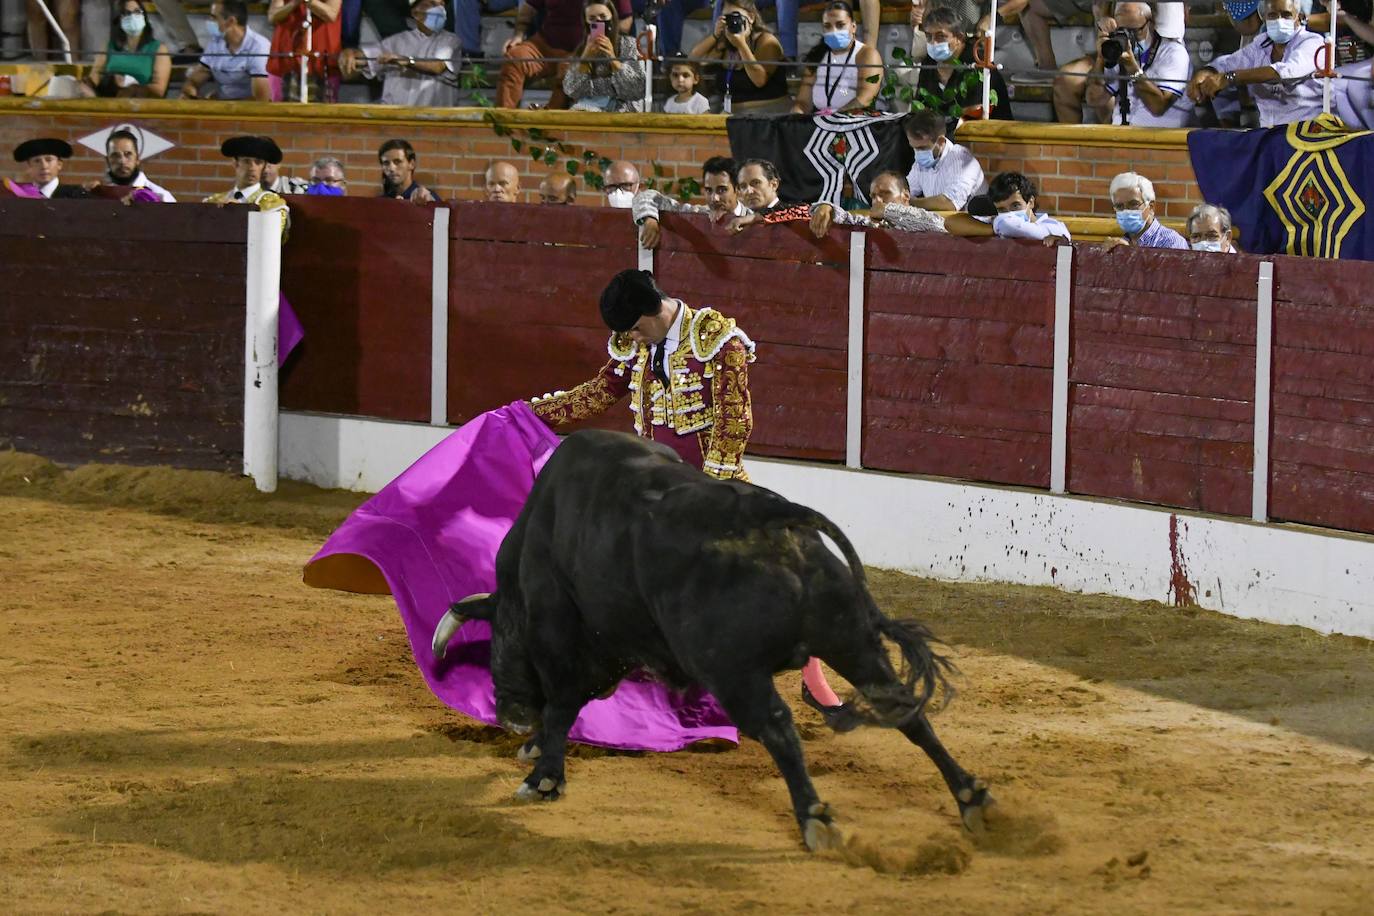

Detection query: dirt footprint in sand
xmin=967 ymin=798 xmax=1065 ymax=857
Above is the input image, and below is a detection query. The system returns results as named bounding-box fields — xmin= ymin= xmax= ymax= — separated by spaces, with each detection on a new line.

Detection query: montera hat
xmin=14 ymin=138 xmax=74 ymax=162
xmin=599 ymin=269 xmax=666 ymax=333
xmin=220 ymin=135 xmax=283 ymax=164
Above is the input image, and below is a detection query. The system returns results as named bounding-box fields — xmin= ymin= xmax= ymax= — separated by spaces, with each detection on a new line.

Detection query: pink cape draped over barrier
xmin=303 ymin=400 xmax=739 ymax=751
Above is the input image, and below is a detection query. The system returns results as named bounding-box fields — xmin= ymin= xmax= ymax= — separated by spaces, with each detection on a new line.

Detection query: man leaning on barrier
xmin=633 ymin=156 xmax=751 ymax=248
xmin=1186 ymin=203 xmax=1239 ymax=254
xmin=378 ymin=139 xmax=442 ymax=203
xmin=1102 ymin=171 xmax=1187 ymax=251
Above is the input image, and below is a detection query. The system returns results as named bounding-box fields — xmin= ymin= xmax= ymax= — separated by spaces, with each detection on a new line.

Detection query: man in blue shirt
xmin=182 ymin=0 xmax=271 ymax=101
xmin=1103 ymin=171 xmax=1188 ymax=250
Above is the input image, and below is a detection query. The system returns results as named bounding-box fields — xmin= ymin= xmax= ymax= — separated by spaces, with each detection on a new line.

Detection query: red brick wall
xmin=0 ymin=101 xmax=1201 ymax=216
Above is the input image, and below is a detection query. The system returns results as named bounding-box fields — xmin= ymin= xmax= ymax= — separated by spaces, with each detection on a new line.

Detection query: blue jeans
xmin=452 ymin=0 xmax=522 ymax=55
xmin=655 ymin=0 xmax=798 ymax=59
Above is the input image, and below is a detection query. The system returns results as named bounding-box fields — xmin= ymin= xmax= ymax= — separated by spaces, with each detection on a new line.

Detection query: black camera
xmin=1100 ymin=27 xmax=1138 ymax=68
xmin=724 ymin=11 xmax=747 ymax=34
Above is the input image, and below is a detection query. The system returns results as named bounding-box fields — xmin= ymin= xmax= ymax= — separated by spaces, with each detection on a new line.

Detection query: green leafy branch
xmin=879 ymin=46 xmax=999 ymax=118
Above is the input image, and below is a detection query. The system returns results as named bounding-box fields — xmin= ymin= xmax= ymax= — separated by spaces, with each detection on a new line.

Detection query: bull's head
xmin=432 ymin=592 xmax=543 ymax=734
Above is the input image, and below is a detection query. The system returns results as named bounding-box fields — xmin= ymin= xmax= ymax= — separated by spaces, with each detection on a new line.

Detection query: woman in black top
xmin=688 ymin=0 xmax=791 ymax=113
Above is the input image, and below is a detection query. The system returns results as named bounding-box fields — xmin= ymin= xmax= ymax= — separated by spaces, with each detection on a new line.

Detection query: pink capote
xmin=303 ymin=400 xmax=739 ymax=751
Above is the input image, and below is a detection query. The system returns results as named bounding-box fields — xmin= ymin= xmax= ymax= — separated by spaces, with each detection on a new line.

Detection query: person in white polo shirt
xmin=902 ymin=109 xmax=986 ymax=212
xmin=1084 ymin=1 xmax=1193 ymax=127
xmin=182 ymin=0 xmax=272 ymax=101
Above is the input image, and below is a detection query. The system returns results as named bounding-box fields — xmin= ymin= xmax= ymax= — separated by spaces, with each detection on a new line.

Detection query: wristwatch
xmin=1224 ymin=70 xmax=1238 ymax=87
xmin=407 ymin=56 xmax=416 ymax=67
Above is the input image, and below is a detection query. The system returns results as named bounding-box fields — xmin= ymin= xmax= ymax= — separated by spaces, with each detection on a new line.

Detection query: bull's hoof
xmin=802 ymin=802 xmax=843 ymax=852
xmin=514 ymin=776 xmax=565 ymax=803
xmin=517 ymin=739 xmax=541 ymax=762
xmin=957 ymin=779 xmax=995 ymax=833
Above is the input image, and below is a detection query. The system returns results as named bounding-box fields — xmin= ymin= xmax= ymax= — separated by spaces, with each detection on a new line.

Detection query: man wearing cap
xmin=205 ymin=136 xmax=291 ymax=235
xmin=13 ymin=139 xmax=90 ymax=199
xmin=338 ymin=0 xmax=462 ymax=108
xmin=97 ymin=129 xmax=176 ymax=202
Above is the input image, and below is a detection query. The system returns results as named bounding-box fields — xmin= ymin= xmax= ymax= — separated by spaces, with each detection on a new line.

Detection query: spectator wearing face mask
xmin=80 ymin=0 xmax=171 ymax=98
xmin=604 ymin=160 xmax=642 ymax=209
xmin=1102 ymin=171 xmax=1188 ymax=250
xmin=306 ymin=156 xmax=349 ymax=196
xmin=903 ymin=109 xmax=986 ymax=212
xmin=339 ymin=0 xmax=463 ymax=107
xmin=634 ymin=156 xmax=751 ymax=249
xmin=1186 ymin=203 xmax=1239 ymax=253
xmin=792 ymin=1 xmax=883 ymax=115
xmin=987 ymin=171 xmax=1071 ymax=244
xmin=1083 ymin=1 xmax=1193 ymax=127
xmin=183 ymin=1 xmax=273 ymax=101
xmin=1188 ymin=0 xmax=1326 ymax=126
xmin=892 ymin=6 xmax=1011 ymax=125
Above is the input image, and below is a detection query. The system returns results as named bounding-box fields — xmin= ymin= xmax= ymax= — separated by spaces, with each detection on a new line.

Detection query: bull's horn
xmin=431 ymin=593 xmax=491 ymax=660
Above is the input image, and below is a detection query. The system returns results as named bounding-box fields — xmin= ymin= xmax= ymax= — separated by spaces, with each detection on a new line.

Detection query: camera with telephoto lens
xmin=724 ymin=11 xmax=747 ymax=33
xmin=1100 ymin=27 xmax=1138 ymax=68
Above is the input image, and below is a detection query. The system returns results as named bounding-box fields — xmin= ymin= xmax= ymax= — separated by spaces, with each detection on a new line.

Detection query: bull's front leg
xmin=513 ymin=701 xmax=579 ymax=802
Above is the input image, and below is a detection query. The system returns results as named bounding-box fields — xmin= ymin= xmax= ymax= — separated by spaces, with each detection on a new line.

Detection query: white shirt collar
xmin=660 ymin=300 xmax=687 ymax=358
xmin=40 ymin=178 xmax=59 ymax=197
xmin=733 ymin=201 xmax=749 ymax=216
xmin=233 ymin=185 xmax=259 ymax=199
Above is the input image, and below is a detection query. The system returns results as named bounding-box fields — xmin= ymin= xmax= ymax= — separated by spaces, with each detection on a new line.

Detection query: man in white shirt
xmin=903 ymin=109 xmax=986 ymax=211
xmin=1188 ymin=0 xmax=1326 ymax=127
xmin=338 ymin=0 xmax=462 ymax=108
xmin=1085 ymin=2 xmax=1193 ymax=128
xmin=182 ymin=1 xmax=272 ymax=101
xmin=987 ymin=171 xmax=1072 ymax=243
xmin=102 ymin=129 xmax=176 ymax=202
xmin=12 ymin=138 xmax=89 ymax=199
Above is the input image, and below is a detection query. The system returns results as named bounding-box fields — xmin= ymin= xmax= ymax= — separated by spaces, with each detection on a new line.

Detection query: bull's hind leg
xmin=710 ymin=678 xmax=842 ymax=852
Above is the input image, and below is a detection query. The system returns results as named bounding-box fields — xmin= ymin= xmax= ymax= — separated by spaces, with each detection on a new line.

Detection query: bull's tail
xmin=755 ymin=493 xmax=953 ymax=723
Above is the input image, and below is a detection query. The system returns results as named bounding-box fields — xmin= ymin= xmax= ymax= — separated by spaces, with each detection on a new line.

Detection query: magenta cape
xmin=303 ymin=401 xmax=739 ymax=751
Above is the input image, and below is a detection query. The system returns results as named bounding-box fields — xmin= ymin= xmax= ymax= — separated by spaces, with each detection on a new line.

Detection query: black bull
xmin=432 ymin=430 xmax=992 ymax=849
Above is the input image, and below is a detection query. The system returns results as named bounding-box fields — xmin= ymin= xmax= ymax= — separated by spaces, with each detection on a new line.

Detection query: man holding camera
xmin=1083 ymin=1 xmax=1192 ymax=127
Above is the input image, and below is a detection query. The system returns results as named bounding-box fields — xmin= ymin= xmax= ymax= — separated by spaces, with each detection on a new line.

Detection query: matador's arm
xmin=702 ymin=338 xmax=753 ymax=480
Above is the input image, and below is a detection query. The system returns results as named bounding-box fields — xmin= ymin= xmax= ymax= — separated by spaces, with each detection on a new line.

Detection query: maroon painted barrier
xmin=278 ymin=196 xmax=435 ymax=423
xmin=0 ymin=199 xmax=248 ymax=470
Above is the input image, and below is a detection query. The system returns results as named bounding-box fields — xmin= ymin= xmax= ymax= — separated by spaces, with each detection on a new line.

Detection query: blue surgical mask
xmin=914 ymin=146 xmax=939 ymax=170
xmin=1192 ymin=239 xmax=1224 ymax=252
xmin=307 ymin=183 xmax=345 ymax=196
xmin=823 ymin=31 xmax=853 ymax=51
xmin=1265 ymin=17 xmax=1297 ymax=43
xmin=423 ymin=6 xmax=447 ymax=31
xmin=1117 ymin=209 xmax=1147 ymax=235
xmin=927 ymin=41 xmax=953 ymax=62
xmin=120 ymin=12 xmax=145 ymax=35
xmin=206 ymin=18 xmax=222 ymax=39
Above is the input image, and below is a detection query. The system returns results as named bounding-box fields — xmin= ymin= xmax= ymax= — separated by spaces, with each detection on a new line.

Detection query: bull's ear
xmin=453 ymin=592 xmax=495 ymax=620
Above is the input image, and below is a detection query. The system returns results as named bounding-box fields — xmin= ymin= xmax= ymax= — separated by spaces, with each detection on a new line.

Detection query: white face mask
xmin=1192 ymin=239 xmax=1224 ymax=252
xmin=606 ymin=188 xmax=634 ymax=209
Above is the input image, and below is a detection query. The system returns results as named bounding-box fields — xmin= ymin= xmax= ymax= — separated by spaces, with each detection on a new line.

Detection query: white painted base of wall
xmin=280 ymin=411 xmax=1374 ymax=641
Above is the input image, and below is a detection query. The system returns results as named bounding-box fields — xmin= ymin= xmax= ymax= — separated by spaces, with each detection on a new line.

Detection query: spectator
xmin=79 ymin=0 xmax=170 ymax=98
xmin=540 ymin=171 xmax=578 ymax=204
xmin=736 ymin=158 xmax=782 ymax=211
xmin=903 ymin=108 xmax=986 ymax=211
xmin=792 ymin=1 xmax=883 ymax=114
xmin=378 ymin=139 xmax=442 ymax=202
xmin=497 ymin=0 xmax=633 ymax=109
xmin=453 ymin=0 xmax=521 ymax=59
xmin=1188 ymin=0 xmax=1325 ymax=126
xmin=182 ymin=1 xmax=272 ymax=101
xmin=659 ymin=0 xmax=807 ymax=60
xmin=892 ymin=5 xmax=1012 ymax=124
xmin=205 ymin=136 xmax=291 ymax=235
xmin=633 ymin=155 xmax=749 ymax=248
xmin=662 ymin=57 xmax=710 ymax=113
xmin=802 ymin=170 xmax=949 ymax=236
xmin=907 ymin=0 xmax=982 ymax=64
xmin=262 ymin=162 xmax=310 ymax=194
xmin=604 ymin=160 xmax=641 ymax=208
xmin=485 ymin=161 xmax=522 ymax=201
xmin=25 ymin=0 xmax=81 ymax=61
xmin=987 ymin=171 xmax=1071 ymax=244
xmin=267 ymin=0 xmax=343 ymax=102
xmin=562 ymin=0 xmax=647 ymax=111
xmin=99 ymin=128 xmax=175 ymax=201
xmin=306 ymin=156 xmax=349 ymax=195
xmin=11 ymin=138 xmax=89 ymax=199
xmin=1102 ymin=171 xmax=1188 ymax=249
xmin=1012 ymin=0 xmax=1106 ymax=76
xmin=340 ymin=0 xmax=463 ymax=106
xmin=1081 ymin=2 xmax=1192 ymax=127
xmin=688 ymin=0 xmax=790 ymax=114
xmin=1320 ymin=0 xmax=1374 ymax=128
xmin=1186 ymin=203 xmax=1238 ymax=253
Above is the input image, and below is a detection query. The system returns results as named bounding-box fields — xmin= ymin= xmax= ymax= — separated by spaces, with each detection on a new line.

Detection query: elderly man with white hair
xmin=1187 ymin=0 xmax=1326 ymax=127
xmin=1102 ymin=171 xmax=1189 ymax=250
xmin=1083 ymin=1 xmax=1194 ymax=127
xmin=1186 ymin=204 xmax=1239 ymax=254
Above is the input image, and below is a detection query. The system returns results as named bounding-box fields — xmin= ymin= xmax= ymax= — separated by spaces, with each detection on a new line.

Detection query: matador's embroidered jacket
xmin=529 ymin=303 xmax=756 ymax=480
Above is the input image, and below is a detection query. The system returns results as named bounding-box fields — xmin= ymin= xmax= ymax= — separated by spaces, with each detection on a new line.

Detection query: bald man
xmin=485 ymin=161 xmax=521 ymax=203
xmin=539 ymin=172 xmax=577 ymax=205
xmin=603 ymin=160 xmax=641 ymax=209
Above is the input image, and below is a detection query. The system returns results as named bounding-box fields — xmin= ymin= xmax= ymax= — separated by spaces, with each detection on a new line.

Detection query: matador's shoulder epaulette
xmin=607 ymin=331 xmax=640 ymax=362
xmin=690 ymin=307 xmax=757 ymax=363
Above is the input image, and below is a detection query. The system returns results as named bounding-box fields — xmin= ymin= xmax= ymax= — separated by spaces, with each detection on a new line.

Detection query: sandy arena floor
xmin=2 ymin=453 xmax=1373 ymax=914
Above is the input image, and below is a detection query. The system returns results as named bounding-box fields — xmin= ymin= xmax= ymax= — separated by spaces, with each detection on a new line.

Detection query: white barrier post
xmin=431 ymin=206 xmax=451 ymax=426
xmin=638 ymin=229 xmax=654 ymax=272
xmin=846 ymin=231 xmax=866 ymax=469
xmin=1323 ymin=12 xmax=1337 ymax=114
xmin=244 ymin=210 xmax=282 ymax=493
xmin=1253 ymin=261 xmax=1275 ymax=522
xmin=1050 ymin=243 xmax=1073 ymax=494
xmin=982 ymin=2 xmax=996 ymax=117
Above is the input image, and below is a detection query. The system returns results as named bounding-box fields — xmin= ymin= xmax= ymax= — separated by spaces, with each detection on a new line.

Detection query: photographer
xmin=688 ymin=0 xmax=789 ymax=114
xmin=562 ymin=0 xmax=647 ymax=112
xmin=1083 ymin=2 xmax=1192 ymax=126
